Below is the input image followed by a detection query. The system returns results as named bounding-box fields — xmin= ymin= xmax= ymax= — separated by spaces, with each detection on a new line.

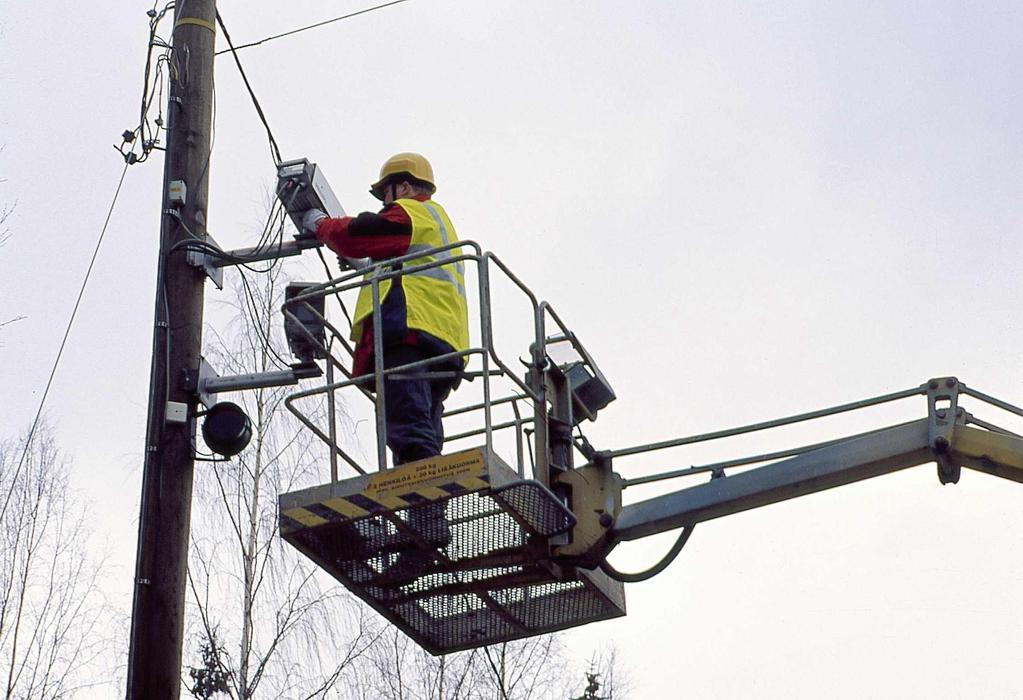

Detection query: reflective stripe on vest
xmin=406 ymin=242 xmax=467 ymax=297
xmin=407 ymin=202 xmax=467 ymax=292
xmin=350 ymin=199 xmax=470 ymax=357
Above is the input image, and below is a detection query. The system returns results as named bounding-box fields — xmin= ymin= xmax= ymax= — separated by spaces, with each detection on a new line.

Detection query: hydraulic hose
xmin=599 ymin=524 xmax=696 ymax=583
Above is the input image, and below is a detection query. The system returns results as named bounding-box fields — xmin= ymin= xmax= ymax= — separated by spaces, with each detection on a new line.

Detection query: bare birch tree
xmin=476 ymin=637 xmax=570 ymax=700
xmin=1 ymin=147 xmax=25 ymax=336
xmin=0 ymin=425 xmax=111 ymax=699
xmin=351 ymin=631 xmax=572 ymax=700
xmin=0 ymin=145 xmax=12 ymax=251
xmin=186 ymin=265 xmax=376 ymax=699
xmin=0 ymin=201 xmax=11 ymax=251
xmin=351 ymin=629 xmax=631 ymax=700
xmin=351 ymin=628 xmax=480 ymax=700
xmin=568 ymin=646 xmax=628 ymax=700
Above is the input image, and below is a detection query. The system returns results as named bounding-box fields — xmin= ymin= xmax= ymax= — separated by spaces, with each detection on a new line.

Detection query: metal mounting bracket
xmin=186 ymin=357 xmax=323 ymax=409
xmin=185 ymin=232 xmax=225 ymax=289
xmin=927 ymin=376 xmax=963 ymax=484
xmin=213 ymin=236 xmax=323 ymax=269
xmin=552 ymin=454 xmax=623 ymax=567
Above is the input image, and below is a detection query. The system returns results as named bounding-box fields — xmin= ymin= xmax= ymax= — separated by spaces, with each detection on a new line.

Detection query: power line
xmin=117 ymin=2 xmax=176 ymax=164
xmin=214 ymin=0 xmax=410 ymax=55
xmin=213 ymin=1 xmax=412 ymax=164
xmin=215 ymin=10 xmax=283 ymax=165
xmin=1 ymin=162 xmax=130 ymax=523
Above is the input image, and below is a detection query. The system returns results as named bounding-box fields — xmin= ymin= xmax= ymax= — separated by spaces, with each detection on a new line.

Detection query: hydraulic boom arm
xmin=611 ymin=420 xmax=1023 ymax=544
xmin=554 ymin=378 xmax=1023 ymax=572
xmin=612 ymin=418 xmax=934 ymax=543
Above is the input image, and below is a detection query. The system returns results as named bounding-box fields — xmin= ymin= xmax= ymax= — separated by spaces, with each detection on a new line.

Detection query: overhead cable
xmin=214 ymin=0 xmax=410 ymax=55
xmin=1 ymin=162 xmax=130 ymax=523
xmin=215 ymin=10 xmax=284 ymax=165
xmin=117 ymin=2 xmax=176 ymax=164
xmin=315 ymin=248 xmax=354 ymax=329
xmin=238 ymin=267 xmax=292 ymax=370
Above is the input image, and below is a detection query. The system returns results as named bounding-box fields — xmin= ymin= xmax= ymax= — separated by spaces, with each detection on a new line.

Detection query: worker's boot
xmin=408 ymin=502 xmax=451 ymax=550
xmin=380 ymin=503 xmax=450 ymax=584
xmin=330 ymin=521 xmax=370 ymax=561
xmin=333 ymin=517 xmax=396 ymax=561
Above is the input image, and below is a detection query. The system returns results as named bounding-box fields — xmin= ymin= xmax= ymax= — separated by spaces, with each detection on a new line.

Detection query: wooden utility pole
xmin=127 ymin=1 xmax=217 ymax=697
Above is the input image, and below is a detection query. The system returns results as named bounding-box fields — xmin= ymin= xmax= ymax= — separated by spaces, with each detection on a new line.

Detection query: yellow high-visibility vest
xmin=351 ymin=198 xmax=469 ymax=360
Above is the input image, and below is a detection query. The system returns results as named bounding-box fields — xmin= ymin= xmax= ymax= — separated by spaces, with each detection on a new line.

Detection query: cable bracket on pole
xmin=184 ymin=232 xmax=225 ymax=289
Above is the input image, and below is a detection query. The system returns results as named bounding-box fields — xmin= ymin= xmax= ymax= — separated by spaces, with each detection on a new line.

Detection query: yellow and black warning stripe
xmin=280 ymin=467 xmax=491 ymax=533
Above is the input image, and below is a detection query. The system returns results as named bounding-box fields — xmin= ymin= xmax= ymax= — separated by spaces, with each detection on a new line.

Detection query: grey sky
xmin=2 ymin=1 xmax=1022 ymax=697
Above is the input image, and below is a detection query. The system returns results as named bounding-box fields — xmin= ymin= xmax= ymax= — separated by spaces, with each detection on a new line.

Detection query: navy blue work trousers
xmin=383 ymin=344 xmax=457 ymax=466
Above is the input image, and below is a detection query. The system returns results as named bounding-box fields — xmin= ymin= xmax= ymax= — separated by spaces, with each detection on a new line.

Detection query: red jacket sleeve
xmin=315 ymin=204 xmax=412 ymax=259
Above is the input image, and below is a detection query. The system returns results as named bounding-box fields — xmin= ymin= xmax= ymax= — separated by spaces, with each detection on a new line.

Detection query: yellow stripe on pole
xmin=175 ymin=17 xmax=217 ymax=33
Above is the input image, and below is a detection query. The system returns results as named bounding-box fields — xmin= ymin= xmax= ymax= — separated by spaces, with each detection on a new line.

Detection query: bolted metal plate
xmin=279 ymin=448 xmax=626 ymax=654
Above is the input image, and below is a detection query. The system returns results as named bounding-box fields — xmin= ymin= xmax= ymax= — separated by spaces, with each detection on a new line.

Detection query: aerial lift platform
xmin=278 ymin=447 xmax=623 ymax=654
xmin=185 ymin=162 xmax=1023 ymax=655
xmin=266 ymin=238 xmax=1023 ymax=655
xmin=275 ymin=241 xmax=629 ymax=653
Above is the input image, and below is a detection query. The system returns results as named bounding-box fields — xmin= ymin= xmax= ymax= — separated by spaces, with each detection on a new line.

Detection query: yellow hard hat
xmin=370 ymin=152 xmax=436 ymax=200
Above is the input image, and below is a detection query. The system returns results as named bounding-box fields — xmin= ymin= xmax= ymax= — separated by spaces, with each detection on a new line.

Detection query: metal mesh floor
xmin=279 ymin=449 xmax=626 ymax=654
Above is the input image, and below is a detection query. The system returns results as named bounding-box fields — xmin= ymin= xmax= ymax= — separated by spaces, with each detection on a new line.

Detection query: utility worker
xmin=302 ymin=152 xmax=468 ymax=552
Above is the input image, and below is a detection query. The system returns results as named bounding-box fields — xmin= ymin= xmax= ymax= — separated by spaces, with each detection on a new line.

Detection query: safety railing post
xmin=326 ymin=357 xmax=338 ymax=482
xmin=285 ymin=243 xmax=553 ymax=481
xmin=530 ymin=310 xmax=549 ymax=486
xmin=372 ymin=275 xmax=387 ymax=471
xmin=479 ymin=256 xmax=494 ymax=457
